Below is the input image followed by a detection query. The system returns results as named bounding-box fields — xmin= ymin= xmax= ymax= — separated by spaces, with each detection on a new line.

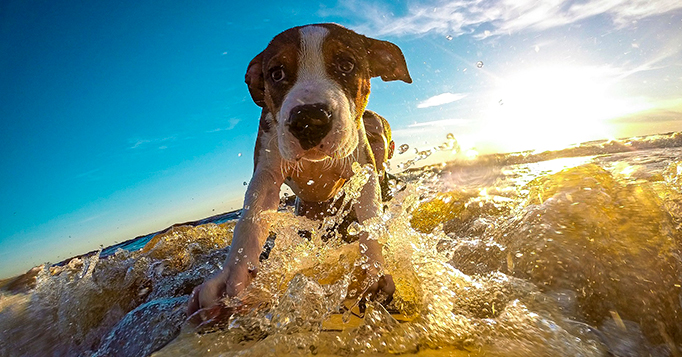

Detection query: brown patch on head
xmin=245 ymin=23 xmax=410 ymax=139
xmin=316 ymin=24 xmax=411 ymax=127
xmin=315 ymin=24 xmax=412 ymax=83
xmin=246 ymin=28 xmax=301 ymax=120
xmin=321 ymin=29 xmax=372 ymax=127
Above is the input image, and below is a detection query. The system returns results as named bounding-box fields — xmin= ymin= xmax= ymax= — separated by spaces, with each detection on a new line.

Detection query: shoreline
xmin=2 ymin=130 xmax=680 ymax=289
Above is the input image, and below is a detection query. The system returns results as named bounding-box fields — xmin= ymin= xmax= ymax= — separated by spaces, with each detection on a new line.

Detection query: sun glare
xmin=483 ymin=65 xmax=651 ymax=152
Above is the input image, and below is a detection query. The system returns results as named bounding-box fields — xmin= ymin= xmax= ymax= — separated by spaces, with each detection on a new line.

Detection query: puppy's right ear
xmin=366 ymin=38 xmax=412 ymax=84
xmin=245 ymin=52 xmax=266 ymax=107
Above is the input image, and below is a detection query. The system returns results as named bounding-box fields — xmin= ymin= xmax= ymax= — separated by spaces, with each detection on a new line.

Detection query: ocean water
xmin=1 ymin=132 xmax=681 ymax=356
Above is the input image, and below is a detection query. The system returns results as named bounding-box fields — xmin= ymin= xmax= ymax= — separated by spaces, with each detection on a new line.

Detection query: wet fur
xmin=189 ymin=23 xmax=411 ymax=318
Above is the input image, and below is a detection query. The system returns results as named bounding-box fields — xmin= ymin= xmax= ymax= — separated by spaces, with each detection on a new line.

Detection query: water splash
xmin=394 ymin=133 xmax=461 ymax=172
xmin=2 ymin=147 xmax=682 ymax=356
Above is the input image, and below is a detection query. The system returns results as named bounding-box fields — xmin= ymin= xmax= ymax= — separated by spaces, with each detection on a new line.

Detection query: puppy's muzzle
xmin=288 ymin=104 xmax=333 ymax=150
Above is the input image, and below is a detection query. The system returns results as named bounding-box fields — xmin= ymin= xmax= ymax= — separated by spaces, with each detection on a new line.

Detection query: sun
xmin=482 ymin=65 xmax=651 ymax=152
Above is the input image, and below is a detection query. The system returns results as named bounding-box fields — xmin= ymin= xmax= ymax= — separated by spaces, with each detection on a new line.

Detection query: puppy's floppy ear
xmin=245 ymin=52 xmax=266 ymax=107
xmin=366 ymin=38 xmax=412 ymax=84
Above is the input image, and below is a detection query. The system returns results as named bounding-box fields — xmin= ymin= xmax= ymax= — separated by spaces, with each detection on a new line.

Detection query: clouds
xmin=128 ymin=136 xmax=177 ymax=150
xmin=417 ymin=92 xmax=467 ymax=108
xmin=408 ymin=118 xmax=471 ymax=128
xmin=331 ymin=0 xmax=682 ymax=38
xmin=392 ymin=118 xmax=471 ymax=139
xmin=206 ymin=117 xmax=241 ymax=133
xmin=128 ymin=118 xmax=243 ymax=151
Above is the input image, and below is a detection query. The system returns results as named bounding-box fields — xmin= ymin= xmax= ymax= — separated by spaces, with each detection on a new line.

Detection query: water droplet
xmin=499 ymin=99 xmax=504 ymax=106
xmin=399 ymin=160 xmax=415 ymax=170
xmin=347 ymin=222 xmax=362 ymax=236
xmin=238 ymin=152 xmax=242 ymax=157
xmin=446 ymin=35 xmax=453 ymax=41
xmin=417 ymin=150 xmax=432 ymax=160
xmin=446 ymin=133 xmax=455 ymax=140
xmin=307 ymin=180 xmax=314 ymax=185
xmin=476 ymin=61 xmax=484 ymax=68
xmin=342 ymin=309 xmax=352 ymax=323
xmin=359 ymin=243 xmax=368 ymax=254
xmin=398 ymin=143 xmax=409 ymax=154
xmin=237 ymin=248 xmax=243 ymax=254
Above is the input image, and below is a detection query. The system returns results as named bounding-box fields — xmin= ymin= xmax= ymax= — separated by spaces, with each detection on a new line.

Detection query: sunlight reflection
xmin=511 ymin=156 xmax=596 ymax=188
xmin=484 ymin=66 xmax=652 ymax=152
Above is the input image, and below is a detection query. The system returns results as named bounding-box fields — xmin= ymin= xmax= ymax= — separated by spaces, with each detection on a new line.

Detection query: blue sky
xmin=1 ymin=0 xmax=681 ymax=278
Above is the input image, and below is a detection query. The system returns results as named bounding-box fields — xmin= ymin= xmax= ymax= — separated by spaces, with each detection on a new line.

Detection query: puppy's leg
xmin=354 ymin=169 xmax=395 ymax=303
xmin=353 ymin=131 xmax=395 ymax=303
xmin=188 ymin=164 xmax=283 ymax=320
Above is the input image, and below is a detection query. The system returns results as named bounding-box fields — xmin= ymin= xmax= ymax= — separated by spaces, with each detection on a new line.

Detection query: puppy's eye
xmin=270 ymin=67 xmax=286 ymax=82
xmin=337 ymin=59 xmax=354 ymax=74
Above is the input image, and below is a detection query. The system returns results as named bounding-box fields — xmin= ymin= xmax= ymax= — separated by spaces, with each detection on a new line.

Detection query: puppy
xmin=188 ymin=23 xmax=411 ymax=320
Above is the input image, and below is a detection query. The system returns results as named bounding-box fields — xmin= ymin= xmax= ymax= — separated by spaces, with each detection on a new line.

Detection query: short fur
xmin=188 ymin=23 xmax=411 ymax=319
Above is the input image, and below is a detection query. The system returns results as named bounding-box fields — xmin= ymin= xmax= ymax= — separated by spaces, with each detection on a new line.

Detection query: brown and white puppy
xmin=188 ymin=23 xmax=411 ymax=320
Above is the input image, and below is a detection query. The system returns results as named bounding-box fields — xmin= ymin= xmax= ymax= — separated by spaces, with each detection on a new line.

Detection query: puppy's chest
xmin=284 ymin=160 xmax=352 ymax=202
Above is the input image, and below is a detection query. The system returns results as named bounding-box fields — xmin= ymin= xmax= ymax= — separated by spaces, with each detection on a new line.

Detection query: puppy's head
xmin=245 ymin=23 xmax=411 ymax=162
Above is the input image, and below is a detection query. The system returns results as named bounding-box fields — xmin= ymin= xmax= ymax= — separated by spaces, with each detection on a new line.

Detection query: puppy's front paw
xmin=348 ymin=258 xmax=395 ymax=309
xmin=365 ymin=273 xmax=395 ymax=305
xmin=186 ymin=264 xmax=257 ymax=325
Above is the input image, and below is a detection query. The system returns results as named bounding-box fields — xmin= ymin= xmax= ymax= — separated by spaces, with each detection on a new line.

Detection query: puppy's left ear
xmin=245 ymin=52 xmax=266 ymax=107
xmin=367 ymin=39 xmax=412 ymax=84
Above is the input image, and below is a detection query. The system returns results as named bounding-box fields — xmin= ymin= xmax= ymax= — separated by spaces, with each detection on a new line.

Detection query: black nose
xmin=288 ymin=104 xmax=333 ymax=150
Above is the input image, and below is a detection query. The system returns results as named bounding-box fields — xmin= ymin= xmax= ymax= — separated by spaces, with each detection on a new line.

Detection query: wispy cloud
xmin=327 ymin=0 xmax=682 ymax=38
xmin=74 ymin=167 xmax=103 ymax=181
xmin=128 ymin=136 xmax=177 ymax=150
xmin=78 ymin=211 xmax=110 ymax=224
xmin=408 ymin=118 xmax=471 ymax=127
xmin=206 ymin=117 xmax=241 ymax=133
xmin=417 ymin=92 xmax=467 ymax=108
xmin=129 ymin=139 xmax=151 ymax=149
xmin=392 ymin=118 xmax=472 ymax=138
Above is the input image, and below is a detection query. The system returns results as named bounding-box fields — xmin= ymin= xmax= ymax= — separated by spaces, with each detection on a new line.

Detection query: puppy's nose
xmin=288 ymin=104 xmax=333 ymax=150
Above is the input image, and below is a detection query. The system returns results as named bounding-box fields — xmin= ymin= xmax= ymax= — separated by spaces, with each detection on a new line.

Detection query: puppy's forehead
xmin=264 ymin=24 xmax=367 ymax=59
xmin=317 ymin=24 xmax=368 ymax=49
xmin=260 ymin=30 xmax=298 ymax=65
xmin=298 ymin=26 xmax=329 ymax=78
